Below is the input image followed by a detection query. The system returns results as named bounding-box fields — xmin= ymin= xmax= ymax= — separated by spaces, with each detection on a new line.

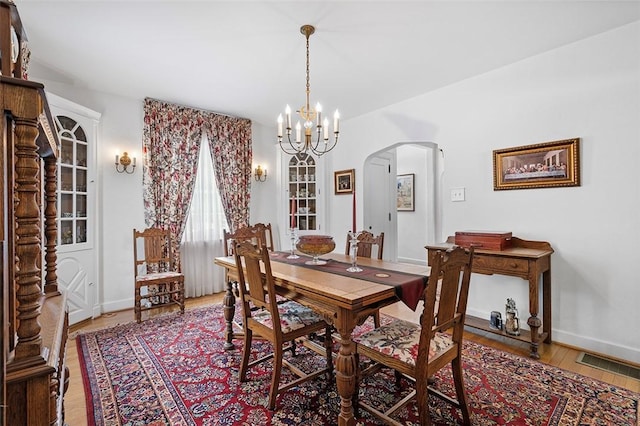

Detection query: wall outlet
xmin=450 ymin=187 xmax=465 ymax=202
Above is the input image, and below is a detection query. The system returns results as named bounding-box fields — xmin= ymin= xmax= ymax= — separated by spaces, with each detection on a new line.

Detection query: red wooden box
xmin=454 ymin=231 xmax=512 ymax=251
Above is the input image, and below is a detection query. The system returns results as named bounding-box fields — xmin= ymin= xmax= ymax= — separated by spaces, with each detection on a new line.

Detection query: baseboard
xmin=396 ymin=256 xmax=425 ymax=266
xmin=101 ymin=298 xmax=134 ymax=314
xmin=553 ymin=329 xmax=640 ymax=365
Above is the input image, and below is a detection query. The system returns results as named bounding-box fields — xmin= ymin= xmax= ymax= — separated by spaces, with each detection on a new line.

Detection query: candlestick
xmin=347 ymin=231 xmax=363 ymax=272
xmin=287 ymin=227 xmax=299 ymax=259
xmin=290 ymin=198 xmax=296 ymax=228
xmin=352 ymin=187 xmax=356 ymax=233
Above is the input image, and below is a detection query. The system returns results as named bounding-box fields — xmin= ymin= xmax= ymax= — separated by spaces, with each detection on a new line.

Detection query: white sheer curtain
xmin=180 ymin=135 xmax=228 ymax=297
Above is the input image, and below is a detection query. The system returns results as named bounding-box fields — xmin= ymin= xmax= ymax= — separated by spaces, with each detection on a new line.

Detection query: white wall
xmin=327 ymin=22 xmax=640 ymax=362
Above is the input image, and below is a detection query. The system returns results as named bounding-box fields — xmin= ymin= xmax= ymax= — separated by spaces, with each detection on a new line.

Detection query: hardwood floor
xmin=65 ymin=293 xmax=639 ymax=426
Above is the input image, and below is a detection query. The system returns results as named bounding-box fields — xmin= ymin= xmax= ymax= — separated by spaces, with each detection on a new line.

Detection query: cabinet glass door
xmin=56 ymin=116 xmax=88 ymax=246
xmin=288 ymin=153 xmax=318 ymax=232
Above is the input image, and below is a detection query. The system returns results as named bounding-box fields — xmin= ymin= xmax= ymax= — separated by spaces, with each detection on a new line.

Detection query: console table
xmin=425 ymin=236 xmax=553 ymax=358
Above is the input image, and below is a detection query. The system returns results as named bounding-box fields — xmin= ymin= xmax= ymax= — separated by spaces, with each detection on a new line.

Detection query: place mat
xmin=270 ymin=251 xmax=426 ymax=310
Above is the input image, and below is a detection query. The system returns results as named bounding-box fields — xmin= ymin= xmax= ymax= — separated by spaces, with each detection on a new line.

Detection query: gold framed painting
xmin=493 ymin=138 xmax=580 ymax=190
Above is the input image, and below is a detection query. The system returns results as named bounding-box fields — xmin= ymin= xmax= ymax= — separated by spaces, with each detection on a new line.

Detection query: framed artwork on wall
xmin=334 ymin=169 xmax=354 ymax=194
xmin=397 ymin=173 xmax=415 ymax=211
xmin=493 ymin=138 xmax=580 ymax=190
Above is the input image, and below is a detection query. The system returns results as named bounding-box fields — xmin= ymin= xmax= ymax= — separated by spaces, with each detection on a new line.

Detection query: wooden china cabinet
xmin=1 ymin=1 xmax=68 ymax=425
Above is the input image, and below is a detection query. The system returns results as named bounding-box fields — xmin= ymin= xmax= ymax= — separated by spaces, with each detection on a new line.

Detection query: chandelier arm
xmin=309 ymin=135 xmax=338 ymax=156
xmin=278 ymin=133 xmax=305 ymax=156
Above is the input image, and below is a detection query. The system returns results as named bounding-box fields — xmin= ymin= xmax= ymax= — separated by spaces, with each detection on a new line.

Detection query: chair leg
xmin=268 ymin=345 xmax=284 ymax=410
xmin=179 ymin=281 xmax=185 ymax=314
xmin=451 ymin=357 xmax=471 ymax=425
xmin=324 ymin=326 xmax=334 ymax=378
xmin=416 ymin=371 xmax=431 ymax=426
xmin=134 ymin=286 xmax=141 ymax=323
xmin=373 ymin=311 xmax=381 ymax=328
xmin=239 ymin=329 xmax=253 ymax=382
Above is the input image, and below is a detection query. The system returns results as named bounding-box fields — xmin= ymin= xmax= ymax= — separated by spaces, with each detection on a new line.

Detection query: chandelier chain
xmin=305 ymin=31 xmax=311 ymax=115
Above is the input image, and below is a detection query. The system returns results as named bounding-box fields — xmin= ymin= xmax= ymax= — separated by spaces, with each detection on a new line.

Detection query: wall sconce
xmin=254 ymin=165 xmax=267 ymax=182
xmin=115 ymin=152 xmax=136 ymax=174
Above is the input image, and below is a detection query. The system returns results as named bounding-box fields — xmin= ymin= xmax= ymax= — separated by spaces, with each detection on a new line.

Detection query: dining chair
xmin=232 ymin=239 xmax=334 ymax=410
xmin=222 ymin=224 xmax=269 ymax=341
xmin=344 ymin=230 xmax=385 ymax=260
xmin=353 ymin=246 xmax=474 ymax=425
xmin=133 ymin=227 xmax=185 ymax=323
xmin=345 ymin=230 xmax=385 ymax=327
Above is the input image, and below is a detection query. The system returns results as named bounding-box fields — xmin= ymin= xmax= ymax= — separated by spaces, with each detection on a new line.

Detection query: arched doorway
xmin=363 ymin=142 xmax=441 ymax=263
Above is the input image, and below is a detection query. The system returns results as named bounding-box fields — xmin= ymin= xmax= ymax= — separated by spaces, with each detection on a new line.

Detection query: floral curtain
xmin=142 ymin=98 xmax=252 ymax=267
xmin=205 ymin=116 xmax=252 ymax=232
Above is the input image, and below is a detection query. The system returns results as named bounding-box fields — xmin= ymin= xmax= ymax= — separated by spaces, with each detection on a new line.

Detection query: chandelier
xmin=277 ymin=25 xmax=339 ymax=157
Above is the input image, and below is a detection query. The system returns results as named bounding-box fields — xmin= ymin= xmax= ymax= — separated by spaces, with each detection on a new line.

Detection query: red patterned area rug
xmin=77 ymin=305 xmax=639 ymax=425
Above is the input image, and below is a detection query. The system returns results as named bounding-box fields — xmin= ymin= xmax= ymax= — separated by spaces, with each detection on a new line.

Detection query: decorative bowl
xmin=296 ymin=235 xmax=335 ymax=265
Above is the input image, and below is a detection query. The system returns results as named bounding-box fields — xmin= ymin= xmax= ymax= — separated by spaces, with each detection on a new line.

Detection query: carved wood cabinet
xmin=1 ymin=1 xmax=68 ymax=425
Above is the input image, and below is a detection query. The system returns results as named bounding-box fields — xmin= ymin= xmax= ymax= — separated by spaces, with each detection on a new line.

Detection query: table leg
xmin=527 ymin=276 xmax=541 ymax=359
xmin=335 ymin=324 xmax=357 ymax=426
xmin=223 ymin=279 xmax=236 ymax=350
xmin=526 ymin=316 xmax=542 ymax=359
xmin=542 ymin=268 xmax=552 ymax=343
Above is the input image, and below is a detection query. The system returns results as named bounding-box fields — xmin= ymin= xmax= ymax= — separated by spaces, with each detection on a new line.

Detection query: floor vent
xmin=576 ymin=352 xmax=640 ymax=380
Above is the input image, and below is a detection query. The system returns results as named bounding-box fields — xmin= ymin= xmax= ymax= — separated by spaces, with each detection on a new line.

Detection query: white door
xmin=363 ymin=153 xmax=395 ymax=260
xmin=50 ymin=95 xmax=101 ymax=325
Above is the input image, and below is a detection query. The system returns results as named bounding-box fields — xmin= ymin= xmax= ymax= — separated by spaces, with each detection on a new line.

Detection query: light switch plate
xmin=450 ymin=187 xmax=465 ymax=202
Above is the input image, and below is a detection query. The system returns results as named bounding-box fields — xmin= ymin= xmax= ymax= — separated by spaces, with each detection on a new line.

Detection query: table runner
xmin=269 ymin=251 xmax=426 ymax=310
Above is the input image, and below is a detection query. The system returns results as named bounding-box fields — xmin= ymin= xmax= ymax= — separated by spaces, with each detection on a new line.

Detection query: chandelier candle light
xmin=277 ymin=25 xmax=339 ymax=157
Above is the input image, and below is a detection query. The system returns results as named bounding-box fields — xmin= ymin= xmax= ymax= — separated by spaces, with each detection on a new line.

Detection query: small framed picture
xmin=397 ymin=173 xmax=415 ymax=211
xmin=334 ymin=169 xmax=354 ymax=194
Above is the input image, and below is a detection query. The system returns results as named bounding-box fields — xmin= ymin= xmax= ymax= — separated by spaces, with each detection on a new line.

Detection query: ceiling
xmin=15 ymin=1 xmax=640 ymax=127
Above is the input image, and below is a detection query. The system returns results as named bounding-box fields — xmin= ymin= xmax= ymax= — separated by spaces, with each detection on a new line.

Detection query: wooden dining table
xmin=214 ymin=251 xmax=429 ymax=426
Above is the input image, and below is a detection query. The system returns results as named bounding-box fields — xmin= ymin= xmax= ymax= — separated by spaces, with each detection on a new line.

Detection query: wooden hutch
xmin=0 ymin=1 xmax=68 ymax=425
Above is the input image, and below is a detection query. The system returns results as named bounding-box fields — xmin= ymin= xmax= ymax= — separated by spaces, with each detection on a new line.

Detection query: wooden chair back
xmin=232 ymin=240 xmax=281 ymax=337
xmin=344 ymin=230 xmax=385 ymax=260
xmin=253 ymin=222 xmax=275 ymax=252
xmin=223 ymin=224 xmax=271 ymax=256
xmin=133 ymin=227 xmax=176 ymax=275
xmin=415 ymin=246 xmax=474 ymax=421
xmin=132 ymin=227 xmax=185 ymax=322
